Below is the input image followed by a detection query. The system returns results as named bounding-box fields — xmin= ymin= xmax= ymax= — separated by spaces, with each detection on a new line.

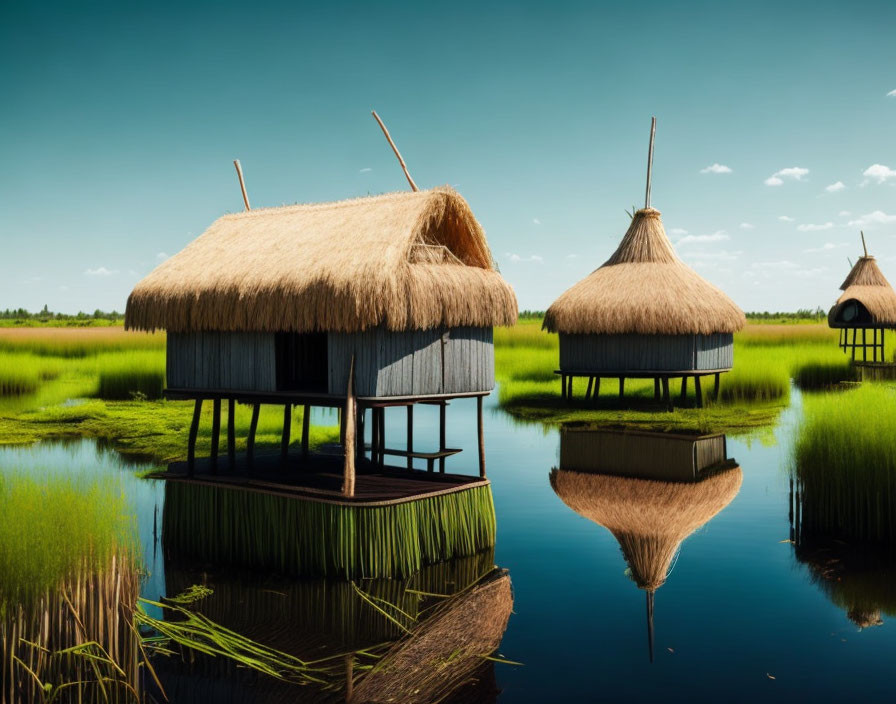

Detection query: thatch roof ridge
xmin=543 ymin=208 xmax=745 ymax=335
xmin=549 ymin=467 xmax=742 ymax=590
xmin=125 ymin=186 xmax=517 ymax=333
xmin=839 ymin=255 xmax=891 ymax=290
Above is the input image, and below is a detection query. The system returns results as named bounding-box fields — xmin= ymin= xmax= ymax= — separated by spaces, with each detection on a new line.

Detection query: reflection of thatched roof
xmin=550 ymin=467 xmax=742 ymax=590
xmin=352 ymin=569 xmax=513 ymax=704
xmin=828 ymin=255 xmax=896 ymax=327
xmin=543 ymin=208 xmax=744 ymax=336
xmin=125 ymin=187 xmax=517 ymax=333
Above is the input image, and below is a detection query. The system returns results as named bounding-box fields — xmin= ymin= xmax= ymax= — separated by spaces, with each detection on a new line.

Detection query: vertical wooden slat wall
xmin=167 ymin=332 xmax=276 ymax=391
xmin=559 ymin=333 xmax=734 ymax=372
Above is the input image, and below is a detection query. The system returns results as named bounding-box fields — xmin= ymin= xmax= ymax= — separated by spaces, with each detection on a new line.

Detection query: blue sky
xmin=2 ymin=0 xmax=895 ymax=314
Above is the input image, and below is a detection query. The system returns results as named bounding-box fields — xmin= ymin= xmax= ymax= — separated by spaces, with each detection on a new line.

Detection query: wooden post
xmin=281 ymin=404 xmax=291 ymax=462
xmin=560 ymin=374 xmax=567 ymax=400
xmin=378 ymin=407 xmax=386 ymax=466
xmin=357 ymin=407 xmax=366 ymax=463
xmin=406 ymin=404 xmax=414 ymax=470
xmin=301 ymin=404 xmax=310 ymax=458
xmin=210 ymin=398 xmax=221 ymax=474
xmin=246 ymin=404 xmax=260 ymax=475
xmin=585 ymin=377 xmax=594 ymax=401
xmin=618 ymin=377 xmax=625 ymax=399
xmin=439 ymin=402 xmax=447 ymax=473
xmin=187 ymin=399 xmax=202 ymax=477
xmin=371 ymin=110 xmax=419 ymax=191
xmin=645 ymin=116 xmax=657 ymax=209
xmin=714 ymin=373 xmax=721 ymax=400
xmin=227 ymin=399 xmax=236 ymax=469
xmin=852 ymin=329 xmax=857 ymax=360
xmin=654 ymin=377 xmax=660 ymax=401
xmin=680 ymin=376 xmax=688 ymax=400
xmin=694 ymin=375 xmax=703 ymax=408
xmin=662 ymin=378 xmax=672 ymax=412
xmin=370 ymin=406 xmax=379 ymax=464
xmin=863 ymin=328 xmax=867 ymax=362
xmin=233 ymin=159 xmax=251 ymax=211
xmin=477 ymin=395 xmax=486 ymax=478
xmin=342 ymin=357 xmax=356 ymax=498
xmin=594 ymin=377 xmax=600 ymax=400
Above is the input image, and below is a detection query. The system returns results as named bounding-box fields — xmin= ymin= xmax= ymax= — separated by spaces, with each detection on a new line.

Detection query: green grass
xmin=0 ymin=352 xmax=62 ymax=396
xmin=0 ymin=327 xmax=164 ymax=357
xmin=96 ymin=350 xmax=166 ymax=400
xmin=0 ymin=472 xmax=137 ymax=606
xmin=793 ymin=384 xmax=896 ymax=542
xmin=793 ymin=360 xmax=860 ymax=390
xmin=162 ymin=482 xmax=497 ymax=579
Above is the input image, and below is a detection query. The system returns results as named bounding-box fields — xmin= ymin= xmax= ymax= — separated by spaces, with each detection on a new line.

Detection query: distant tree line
xmin=520 ymin=308 xmax=827 ymax=321
xmin=0 ymin=305 xmax=123 ymax=321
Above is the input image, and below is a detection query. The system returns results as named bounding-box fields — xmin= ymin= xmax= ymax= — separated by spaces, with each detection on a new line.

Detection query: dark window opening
xmin=275 ymin=333 xmax=328 ymax=392
xmin=836 ymin=300 xmax=873 ymax=326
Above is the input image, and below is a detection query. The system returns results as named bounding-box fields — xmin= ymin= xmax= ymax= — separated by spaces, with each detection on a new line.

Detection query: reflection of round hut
xmin=828 ymin=233 xmax=896 ymax=371
xmin=543 ymin=119 xmax=745 ymax=410
xmin=550 ymin=433 xmax=742 ymax=660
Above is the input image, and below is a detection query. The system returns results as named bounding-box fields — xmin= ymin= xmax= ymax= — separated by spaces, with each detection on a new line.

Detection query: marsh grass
xmin=0 ymin=326 xmax=164 ymax=357
xmin=96 ymin=350 xmax=166 ymax=400
xmin=793 ymin=360 xmax=859 ymax=390
xmin=0 ymin=353 xmax=62 ymax=396
xmin=794 ymin=385 xmax=896 ymax=542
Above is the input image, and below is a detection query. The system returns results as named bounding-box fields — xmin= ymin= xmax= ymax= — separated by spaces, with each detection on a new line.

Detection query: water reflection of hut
xmin=550 ymin=427 xmax=742 ymax=660
xmin=154 ymin=552 xmax=512 ymax=704
xmin=125 ymin=113 xmax=516 ymax=492
xmin=828 ymin=233 xmax=896 ymax=376
xmin=543 ymin=119 xmax=745 ymax=410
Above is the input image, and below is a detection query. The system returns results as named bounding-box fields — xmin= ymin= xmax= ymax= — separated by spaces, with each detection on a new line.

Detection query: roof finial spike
xmin=646 ymin=590 xmax=655 ymax=664
xmin=645 ymin=117 xmax=657 ymax=209
xmin=233 ymin=159 xmax=251 ymax=211
xmin=371 ymin=110 xmax=419 ymax=192
xmin=861 ymin=231 xmax=868 ymax=258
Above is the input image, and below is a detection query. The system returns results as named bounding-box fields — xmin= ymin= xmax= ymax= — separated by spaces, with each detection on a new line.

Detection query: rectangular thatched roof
xmin=125 ymin=187 xmax=517 ymax=333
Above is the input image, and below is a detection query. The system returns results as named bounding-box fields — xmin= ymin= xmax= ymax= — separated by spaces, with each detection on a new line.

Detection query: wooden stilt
xmin=852 ymin=329 xmax=857 ymax=360
xmin=210 ymin=398 xmax=221 ymax=474
xmin=585 ymin=377 xmax=594 ymax=401
xmin=477 ymin=395 xmax=486 ymax=478
xmin=594 ymin=377 xmax=600 ymax=400
xmin=863 ymin=328 xmax=867 ymax=362
xmin=342 ymin=356 xmax=356 ymax=498
xmin=654 ymin=377 xmax=660 ymax=401
xmin=370 ymin=407 xmax=379 ymax=463
xmin=246 ymin=404 xmax=260 ymax=475
xmin=618 ymin=377 xmax=625 ymax=399
xmin=439 ymin=402 xmax=447 ymax=473
xmin=714 ymin=373 xmax=721 ymax=400
xmin=187 ymin=399 xmax=202 ymax=478
xmin=378 ymin=408 xmax=386 ymax=466
xmin=695 ymin=376 xmax=703 ymax=408
xmin=680 ymin=376 xmax=688 ymax=399
xmin=281 ymin=404 xmax=291 ymax=462
xmin=561 ymin=374 xmax=566 ymax=400
xmin=356 ymin=407 xmax=366 ymax=463
xmin=227 ymin=399 xmax=236 ymax=469
xmin=301 ymin=404 xmax=310 ymax=458
xmin=406 ymin=405 xmax=414 ymax=470
xmin=662 ymin=378 xmax=672 ymax=412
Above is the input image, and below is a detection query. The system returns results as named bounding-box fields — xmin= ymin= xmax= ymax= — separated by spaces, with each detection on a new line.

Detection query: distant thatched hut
xmin=126 ymin=186 xmax=517 ymax=481
xmin=550 ymin=427 xmax=742 ymax=661
xmin=828 ymin=234 xmax=896 ymax=365
xmin=543 ymin=120 xmax=745 ymax=409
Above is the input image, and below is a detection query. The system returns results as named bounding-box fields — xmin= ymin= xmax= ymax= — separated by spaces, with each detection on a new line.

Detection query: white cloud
xmin=839 ymin=210 xmax=851 ymax=217
xmin=796 ymin=222 xmax=834 ymax=232
xmin=669 ymin=227 xmax=689 ymax=236
xmin=739 ymin=222 xmax=755 ymax=230
xmin=506 ymin=253 xmax=544 ymax=264
xmin=848 ymin=211 xmax=896 ymax=227
xmin=804 ymin=242 xmax=843 ymax=253
xmin=750 ymin=260 xmax=826 ymax=278
xmin=359 ymin=167 xmax=372 ymax=173
xmin=566 ymin=253 xmax=578 ymax=259
xmin=156 ymin=252 xmax=169 ymax=261
xmin=84 ymin=267 xmax=117 ymax=276
xmin=778 ymin=215 xmax=795 ymax=222
xmin=684 ymin=249 xmax=743 ymax=263
xmin=677 ymin=231 xmax=729 ymax=245
xmin=825 ymin=181 xmax=846 ymax=193
xmin=532 ymin=218 xmax=541 ymax=225
xmin=862 ymin=164 xmax=896 ymax=185
xmin=700 ymin=163 xmax=732 ymax=174
xmin=888 ymin=89 xmax=896 ymax=97
xmin=764 ymin=167 xmax=809 ymax=186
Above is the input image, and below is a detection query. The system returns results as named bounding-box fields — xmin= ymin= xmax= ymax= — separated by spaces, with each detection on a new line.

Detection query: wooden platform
xmin=152 ymin=449 xmax=489 ymax=506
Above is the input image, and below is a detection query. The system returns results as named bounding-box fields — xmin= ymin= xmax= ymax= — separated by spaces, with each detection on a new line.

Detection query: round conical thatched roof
xmin=828 ymin=255 xmax=896 ymax=327
xmin=543 ymin=208 xmax=745 ymax=335
xmin=549 ymin=467 xmax=742 ymax=590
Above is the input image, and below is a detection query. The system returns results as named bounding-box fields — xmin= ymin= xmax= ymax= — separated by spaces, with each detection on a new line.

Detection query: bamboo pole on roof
xmin=372 ymin=110 xmax=419 ymax=192
xmin=233 ymin=159 xmax=251 ymax=211
xmin=645 ymin=117 xmax=657 ymax=209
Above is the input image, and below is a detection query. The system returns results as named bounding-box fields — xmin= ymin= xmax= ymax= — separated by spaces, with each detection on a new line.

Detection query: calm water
xmin=3 ymin=388 xmax=895 ymax=702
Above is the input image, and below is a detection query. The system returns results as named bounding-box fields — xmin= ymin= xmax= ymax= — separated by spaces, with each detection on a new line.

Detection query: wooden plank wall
xmin=560 ymin=428 xmax=728 ymax=481
xmin=559 ymin=333 xmax=734 ymax=372
xmin=328 ymin=327 xmax=494 ymax=397
xmin=167 ymin=332 xmax=276 ymax=391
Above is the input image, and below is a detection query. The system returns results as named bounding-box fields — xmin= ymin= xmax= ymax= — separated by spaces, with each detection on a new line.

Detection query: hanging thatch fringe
xmin=543 ymin=208 xmax=745 ymax=335
xmin=125 ymin=187 xmax=517 ymax=333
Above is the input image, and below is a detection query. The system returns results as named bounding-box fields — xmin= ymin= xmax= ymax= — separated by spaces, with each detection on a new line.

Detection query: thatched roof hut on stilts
xmin=126 ymin=112 xmax=516 ymax=579
xmin=543 ymin=119 xmax=745 ymax=410
xmin=828 ymin=232 xmax=896 ymax=378
xmin=549 ymin=426 xmax=742 ymax=661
